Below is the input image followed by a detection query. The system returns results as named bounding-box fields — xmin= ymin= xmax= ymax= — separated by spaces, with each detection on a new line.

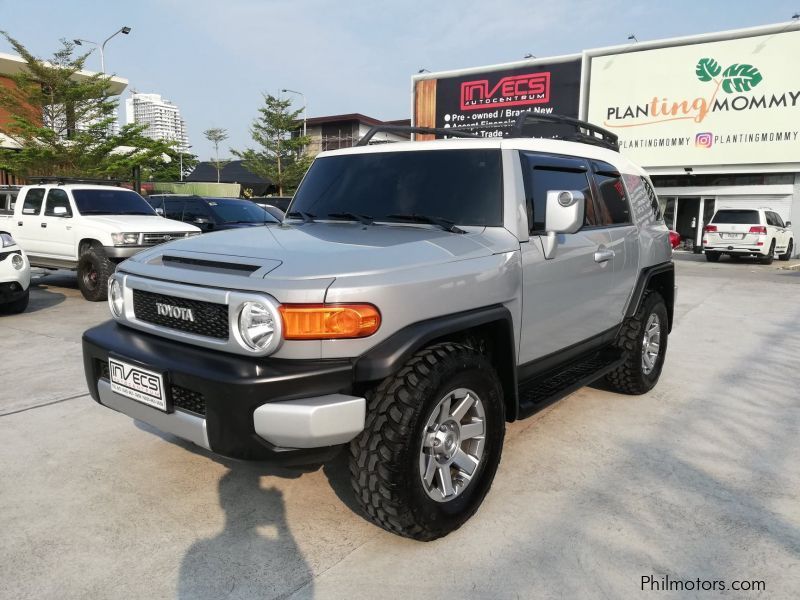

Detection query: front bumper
xmin=82 ymin=320 xmax=364 ymax=462
xmin=0 ymin=250 xmax=30 ymax=301
xmin=103 ymin=246 xmax=150 ymax=259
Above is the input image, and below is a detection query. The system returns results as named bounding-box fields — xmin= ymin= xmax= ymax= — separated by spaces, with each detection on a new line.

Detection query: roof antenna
xmin=627 ymin=34 xmax=638 ymax=43
xmin=418 ymin=68 xmax=430 ymax=73
xmin=523 ymin=53 xmax=536 ymax=59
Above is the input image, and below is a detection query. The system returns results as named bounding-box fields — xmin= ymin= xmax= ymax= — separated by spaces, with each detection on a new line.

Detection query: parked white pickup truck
xmin=0 ymin=183 xmax=199 ymax=301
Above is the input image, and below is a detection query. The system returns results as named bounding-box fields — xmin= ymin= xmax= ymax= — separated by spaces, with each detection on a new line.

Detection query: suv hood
xmin=131 ymin=222 xmax=516 ymax=279
xmin=83 ymin=215 xmax=199 ymax=232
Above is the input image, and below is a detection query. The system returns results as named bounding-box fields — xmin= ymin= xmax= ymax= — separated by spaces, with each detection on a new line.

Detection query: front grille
xmin=142 ymin=232 xmax=190 ymax=246
xmin=171 ymin=385 xmax=206 ymax=416
xmin=133 ymin=289 xmax=229 ymax=339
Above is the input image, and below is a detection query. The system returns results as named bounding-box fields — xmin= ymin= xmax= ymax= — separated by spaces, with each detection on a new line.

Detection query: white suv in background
xmin=703 ymin=208 xmax=794 ymax=264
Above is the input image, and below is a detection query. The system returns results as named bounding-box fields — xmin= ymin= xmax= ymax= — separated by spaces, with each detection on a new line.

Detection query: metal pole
xmin=179 ymin=150 xmax=184 ymax=182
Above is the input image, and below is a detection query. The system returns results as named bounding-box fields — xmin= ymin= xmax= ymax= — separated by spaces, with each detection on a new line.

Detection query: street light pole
xmin=74 ymin=26 xmax=131 ymax=73
xmin=281 ymin=88 xmax=307 ymax=136
xmin=179 ymin=144 xmax=192 ymax=182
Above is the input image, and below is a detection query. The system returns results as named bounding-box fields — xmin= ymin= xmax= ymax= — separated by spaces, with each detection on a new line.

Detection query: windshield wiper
xmin=385 ymin=213 xmax=465 ymax=234
xmin=286 ymin=210 xmax=316 ymax=223
xmin=326 ymin=212 xmax=374 ymax=226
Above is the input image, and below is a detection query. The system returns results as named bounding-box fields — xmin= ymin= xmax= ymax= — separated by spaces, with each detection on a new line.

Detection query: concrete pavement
xmin=1 ymin=260 xmax=798 ymax=599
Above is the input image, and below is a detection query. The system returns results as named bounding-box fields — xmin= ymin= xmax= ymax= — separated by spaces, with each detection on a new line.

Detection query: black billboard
xmin=433 ymin=58 xmax=582 ymax=137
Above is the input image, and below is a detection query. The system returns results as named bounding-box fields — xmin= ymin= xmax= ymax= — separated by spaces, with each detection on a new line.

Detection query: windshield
xmin=207 ymin=199 xmax=278 ymax=223
xmin=711 ymin=210 xmax=759 ymax=224
xmin=290 ymin=149 xmax=503 ymax=226
xmin=73 ymin=189 xmax=157 ymax=216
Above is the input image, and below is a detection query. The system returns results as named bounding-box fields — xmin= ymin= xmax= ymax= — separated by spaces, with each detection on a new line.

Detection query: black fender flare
xmin=625 ymin=261 xmax=675 ymax=331
xmin=354 ymin=305 xmax=519 ymax=420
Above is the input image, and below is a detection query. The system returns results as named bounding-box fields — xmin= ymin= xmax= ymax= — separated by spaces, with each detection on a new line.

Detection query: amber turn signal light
xmin=279 ymin=304 xmax=381 ymax=340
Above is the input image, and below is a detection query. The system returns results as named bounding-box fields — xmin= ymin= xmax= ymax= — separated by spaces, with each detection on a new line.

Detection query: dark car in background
xmin=147 ymin=195 xmax=279 ymax=232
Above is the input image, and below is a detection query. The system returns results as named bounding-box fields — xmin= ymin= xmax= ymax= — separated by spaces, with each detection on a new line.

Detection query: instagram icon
xmin=695 ymin=132 xmax=713 ymax=148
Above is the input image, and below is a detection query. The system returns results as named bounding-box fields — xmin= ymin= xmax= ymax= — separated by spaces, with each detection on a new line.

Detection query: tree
xmin=232 ymin=94 xmax=312 ymax=195
xmin=145 ymin=147 xmax=198 ymax=182
xmin=203 ymin=127 xmax=228 ymax=183
xmin=0 ymin=32 xmax=174 ymax=179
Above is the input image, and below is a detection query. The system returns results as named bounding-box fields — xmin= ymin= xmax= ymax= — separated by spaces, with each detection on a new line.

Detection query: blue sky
xmin=1 ymin=0 xmax=798 ymax=159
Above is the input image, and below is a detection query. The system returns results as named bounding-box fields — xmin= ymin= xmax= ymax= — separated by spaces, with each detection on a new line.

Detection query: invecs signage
xmin=460 ymin=72 xmax=551 ymax=110
xmin=587 ymin=30 xmax=800 ymax=167
xmin=428 ymin=59 xmax=581 ymax=138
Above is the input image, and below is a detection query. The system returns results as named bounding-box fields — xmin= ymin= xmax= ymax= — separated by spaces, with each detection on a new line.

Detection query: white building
xmin=125 ymin=92 xmax=189 ymax=150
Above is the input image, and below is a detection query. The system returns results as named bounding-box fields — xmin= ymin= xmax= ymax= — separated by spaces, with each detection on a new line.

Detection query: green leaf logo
xmin=720 ymin=64 xmax=763 ymax=93
xmin=695 ymin=58 xmax=721 ymax=82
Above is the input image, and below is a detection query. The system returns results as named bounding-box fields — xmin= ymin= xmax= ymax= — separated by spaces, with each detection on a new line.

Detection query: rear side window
xmin=765 ymin=212 xmax=777 ymax=226
xmin=711 ymin=210 xmax=759 ymax=224
xmin=22 ymin=188 xmax=45 ymax=214
xmin=592 ymin=162 xmax=632 ymax=225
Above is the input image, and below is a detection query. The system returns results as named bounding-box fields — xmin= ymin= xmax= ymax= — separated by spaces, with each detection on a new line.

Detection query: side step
xmin=517 ymin=349 xmax=624 ymax=418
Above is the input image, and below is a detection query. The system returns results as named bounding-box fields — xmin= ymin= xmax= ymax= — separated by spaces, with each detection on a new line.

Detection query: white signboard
xmin=587 ymin=30 xmax=800 ymax=167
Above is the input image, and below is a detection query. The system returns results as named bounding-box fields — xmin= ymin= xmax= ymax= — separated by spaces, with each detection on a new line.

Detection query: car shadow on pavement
xmin=24 ymin=283 xmax=66 ymax=313
xmin=132 ymin=423 xmax=316 ymax=599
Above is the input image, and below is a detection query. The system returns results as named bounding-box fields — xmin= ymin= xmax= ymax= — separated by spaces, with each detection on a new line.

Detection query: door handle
xmin=17 ymin=221 xmax=23 ymax=226
xmin=594 ymin=248 xmax=615 ymax=263
xmin=41 ymin=223 xmax=47 ymax=228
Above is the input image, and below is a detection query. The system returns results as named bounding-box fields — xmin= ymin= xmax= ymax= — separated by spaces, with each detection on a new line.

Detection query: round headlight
xmin=11 ymin=254 xmax=24 ymax=271
xmin=108 ymin=277 xmax=123 ymax=318
xmin=238 ymin=301 xmax=280 ymax=352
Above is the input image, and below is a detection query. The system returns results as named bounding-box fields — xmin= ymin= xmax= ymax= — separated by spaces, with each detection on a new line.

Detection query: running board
xmin=517 ymin=349 xmax=624 ymax=418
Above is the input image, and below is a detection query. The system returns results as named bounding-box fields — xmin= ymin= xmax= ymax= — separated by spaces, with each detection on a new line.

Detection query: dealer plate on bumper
xmin=108 ymin=357 xmax=169 ymax=412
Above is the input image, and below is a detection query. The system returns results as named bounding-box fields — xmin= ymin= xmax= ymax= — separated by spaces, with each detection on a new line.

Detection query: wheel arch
xmin=78 ymin=238 xmax=104 ymax=255
xmin=354 ymin=305 xmax=520 ymax=422
xmin=625 ymin=262 xmax=675 ymax=332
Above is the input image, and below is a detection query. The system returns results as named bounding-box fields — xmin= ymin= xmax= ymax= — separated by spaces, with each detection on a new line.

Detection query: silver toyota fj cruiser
xmin=82 ymin=114 xmax=675 ymax=540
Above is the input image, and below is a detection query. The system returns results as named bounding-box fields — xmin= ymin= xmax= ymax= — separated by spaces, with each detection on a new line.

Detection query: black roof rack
xmin=510 ymin=112 xmax=619 ymax=151
xmin=354 ymin=114 xmax=619 ymax=152
xmin=34 ymin=176 xmax=123 ymax=186
xmin=356 ymin=125 xmax=480 ymax=146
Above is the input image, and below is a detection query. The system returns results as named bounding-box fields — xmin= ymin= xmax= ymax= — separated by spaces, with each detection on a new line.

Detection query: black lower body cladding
xmin=82 ymin=320 xmax=354 ymax=462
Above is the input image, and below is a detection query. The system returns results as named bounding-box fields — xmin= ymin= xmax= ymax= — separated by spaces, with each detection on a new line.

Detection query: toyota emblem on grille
xmin=155 ymin=302 xmax=195 ymax=322
xmin=162 ymin=235 xmax=173 ymax=242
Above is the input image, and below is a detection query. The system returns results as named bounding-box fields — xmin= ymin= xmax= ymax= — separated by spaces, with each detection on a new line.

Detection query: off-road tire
xmin=77 ymin=245 xmax=113 ymax=301
xmin=778 ymin=239 xmax=793 ymax=261
xmin=1 ymin=289 xmax=29 ymax=314
xmin=349 ymin=342 xmax=505 ymax=541
xmin=760 ymin=240 xmax=775 ymax=265
xmin=705 ymin=251 xmax=720 ymax=262
xmin=605 ymin=292 xmax=669 ymax=395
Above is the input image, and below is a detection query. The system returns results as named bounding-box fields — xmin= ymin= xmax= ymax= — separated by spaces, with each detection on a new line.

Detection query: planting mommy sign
xmin=587 ymin=30 xmax=800 ymax=167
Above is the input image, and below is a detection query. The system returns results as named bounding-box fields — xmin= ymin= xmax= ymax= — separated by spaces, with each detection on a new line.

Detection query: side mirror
xmin=542 ymin=190 xmax=585 ymax=260
xmin=193 ymin=217 xmax=214 ymax=230
xmin=155 ymin=207 xmax=164 ymax=216
xmin=53 ymin=205 xmax=70 ymax=217
xmin=786 ymin=221 xmax=791 ymax=227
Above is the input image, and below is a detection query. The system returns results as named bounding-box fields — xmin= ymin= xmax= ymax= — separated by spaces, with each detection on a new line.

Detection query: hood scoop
xmin=161 ymin=255 xmax=261 ymax=275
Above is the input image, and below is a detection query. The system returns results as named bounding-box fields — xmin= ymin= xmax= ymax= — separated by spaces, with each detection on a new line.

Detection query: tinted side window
xmin=642 ymin=177 xmax=662 ymax=221
xmin=44 ymin=189 xmax=72 ymax=216
xmin=592 ymin=162 xmax=632 ymax=225
xmin=520 ymin=154 xmax=595 ymax=232
xmin=774 ymin=213 xmax=786 ymax=228
xmin=182 ymin=200 xmax=212 ymax=222
xmin=22 ymin=188 xmax=45 ymax=215
xmin=765 ymin=212 xmax=776 ymax=226
xmin=164 ymin=200 xmax=185 ymax=221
